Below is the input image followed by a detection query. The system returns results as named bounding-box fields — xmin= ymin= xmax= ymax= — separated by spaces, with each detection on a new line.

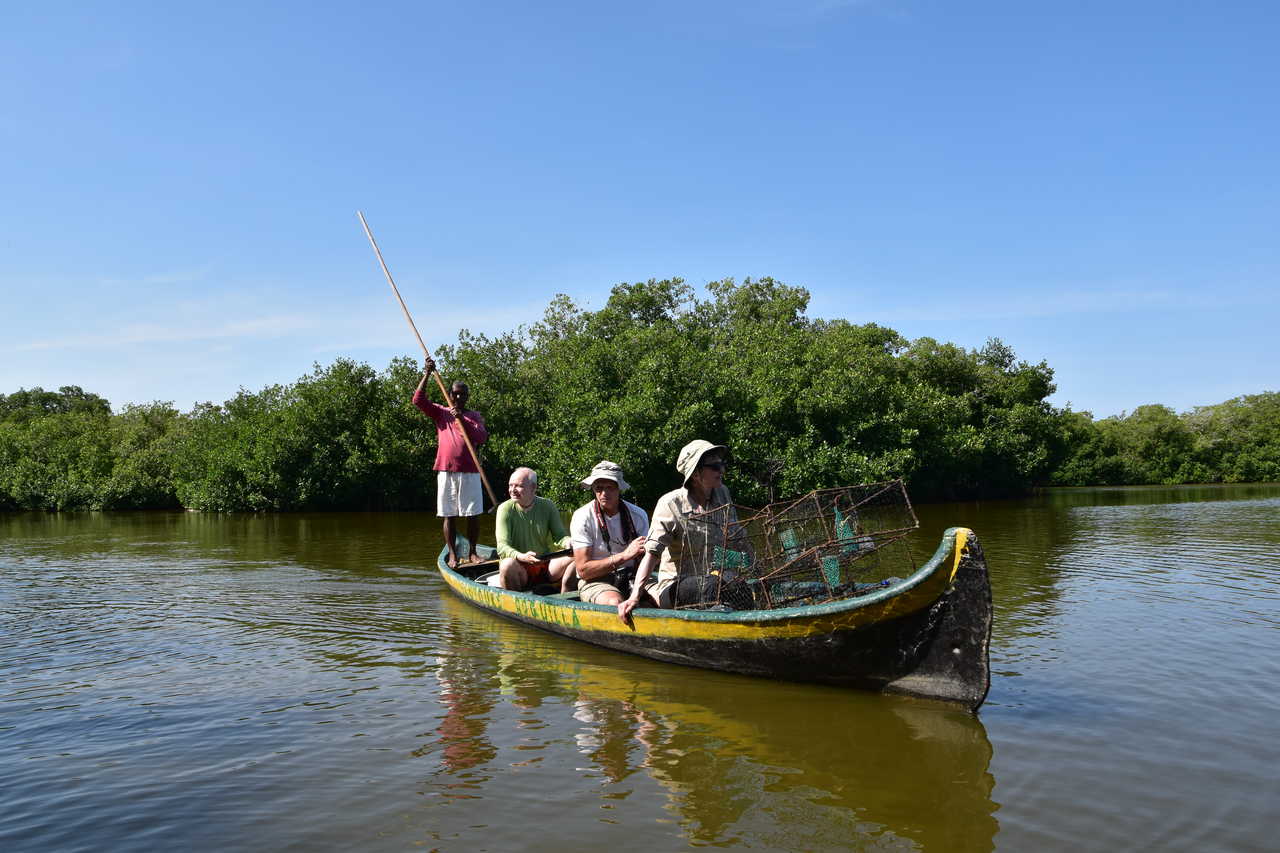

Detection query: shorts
xmin=524 ymin=560 xmax=550 ymax=584
xmin=437 ymin=471 xmax=483 ymax=517
xmin=578 ymin=579 xmax=623 ymax=604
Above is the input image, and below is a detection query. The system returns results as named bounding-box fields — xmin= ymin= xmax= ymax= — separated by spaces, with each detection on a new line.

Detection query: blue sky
xmin=3 ymin=0 xmax=1276 ymax=418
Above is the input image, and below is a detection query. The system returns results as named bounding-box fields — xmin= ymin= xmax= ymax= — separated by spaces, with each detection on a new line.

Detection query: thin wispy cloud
xmin=834 ymin=282 xmax=1274 ymax=328
xmin=98 ymin=267 xmax=214 ymax=287
xmin=316 ymin=298 xmax=570 ymax=356
xmin=9 ymin=292 xmax=548 ymax=361
xmin=14 ymin=314 xmax=312 ymax=352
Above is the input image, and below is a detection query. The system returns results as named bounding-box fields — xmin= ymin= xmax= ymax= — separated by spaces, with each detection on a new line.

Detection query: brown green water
xmin=2 ymin=484 xmax=1277 ymax=851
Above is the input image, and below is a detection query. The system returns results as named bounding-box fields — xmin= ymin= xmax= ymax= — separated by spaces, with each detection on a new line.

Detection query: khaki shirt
xmin=645 ymin=485 xmax=737 ymax=594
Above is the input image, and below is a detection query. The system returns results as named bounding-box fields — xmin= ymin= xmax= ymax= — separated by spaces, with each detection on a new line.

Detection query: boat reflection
xmin=431 ymin=593 xmax=999 ymax=850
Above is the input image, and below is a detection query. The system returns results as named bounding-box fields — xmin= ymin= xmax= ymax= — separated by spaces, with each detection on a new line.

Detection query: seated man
xmin=567 ymin=461 xmax=649 ymax=607
xmin=496 ymin=467 xmax=574 ymax=590
xmin=621 ymin=440 xmax=736 ymax=621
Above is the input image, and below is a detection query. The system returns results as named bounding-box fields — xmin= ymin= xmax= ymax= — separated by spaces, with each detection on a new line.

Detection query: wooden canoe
xmin=437 ymin=526 xmax=992 ymax=711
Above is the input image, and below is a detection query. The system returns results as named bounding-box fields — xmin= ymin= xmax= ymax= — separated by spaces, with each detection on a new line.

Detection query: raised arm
xmin=419 ymin=357 xmax=440 ymax=395
xmin=575 ymin=536 xmax=646 ymax=582
xmin=412 ymin=358 xmax=446 ymax=418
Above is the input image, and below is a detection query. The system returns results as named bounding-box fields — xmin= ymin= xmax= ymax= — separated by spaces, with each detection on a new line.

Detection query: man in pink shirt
xmin=414 ymin=357 xmax=489 ymax=568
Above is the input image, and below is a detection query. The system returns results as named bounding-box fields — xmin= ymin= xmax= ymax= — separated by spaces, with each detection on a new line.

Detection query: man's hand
xmin=618 ymin=596 xmax=639 ymax=625
xmin=423 ymin=357 xmax=437 ymax=376
xmin=620 ymin=536 xmax=646 ymax=562
xmin=517 ymin=551 xmax=539 ymax=565
xmin=448 ymin=401 xmax=463 ymax=418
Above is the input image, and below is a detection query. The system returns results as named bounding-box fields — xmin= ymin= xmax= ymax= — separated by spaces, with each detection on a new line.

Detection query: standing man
xmin=496 ymin=467 xmax=574 ymax=590
xmin=567 ymin=461 xmax=649 ymax=607
xmin=414 ymin=357 xmax=488 ymax=568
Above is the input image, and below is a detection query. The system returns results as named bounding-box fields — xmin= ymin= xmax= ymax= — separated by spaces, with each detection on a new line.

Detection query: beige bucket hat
xmin=676 ymin=439 xmax=728 ymax=486
xmin=580 ymin=460 xmax=631 ymax=492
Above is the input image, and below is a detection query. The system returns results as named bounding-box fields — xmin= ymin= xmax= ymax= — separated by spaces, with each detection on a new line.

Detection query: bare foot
xmin=446 ymin=554 xmax=458 ymax=569
xmin=466 ymin=553 xmax=485 ymax=565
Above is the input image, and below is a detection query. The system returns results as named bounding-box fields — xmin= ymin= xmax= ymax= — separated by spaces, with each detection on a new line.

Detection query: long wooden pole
xmin=357 ymin=211 xmax=500 ymax=509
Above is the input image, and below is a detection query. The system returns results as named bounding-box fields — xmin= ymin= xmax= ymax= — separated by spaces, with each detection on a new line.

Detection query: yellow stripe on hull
xmin=439 ymin=527 xmax=973 ymax=642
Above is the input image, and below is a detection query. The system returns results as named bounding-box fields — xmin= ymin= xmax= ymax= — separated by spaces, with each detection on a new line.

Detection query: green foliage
xmin=103 ymin=402 xmax=183 ymax=509
xmin=433 ymin=279 xmax=1067 ymax=506
xmin=1052 ymin=392 xmax=1280 ymax=485
xmin=3 ymin=285 xmax=1275 ymax=513
xmin=0 ymin=360 xmax=439 ymax=512
xmin=0 ymin=385 xmax=110 ymax=424
xmin=171 ymin=359 xmax=438 ymax=511
xmin=0 ymin=409 xmax=114 ymax=510
xmin=1185 ymin=393 xmax=1280 ymax=483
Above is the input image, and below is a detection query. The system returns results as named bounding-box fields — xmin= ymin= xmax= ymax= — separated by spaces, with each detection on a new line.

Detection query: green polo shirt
xmin=495 ymin=496 xmax=571 ymax=559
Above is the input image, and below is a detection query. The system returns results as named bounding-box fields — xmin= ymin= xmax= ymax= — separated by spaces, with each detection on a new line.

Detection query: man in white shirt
xmin=567 ymin=461 xmax=649 ymax=606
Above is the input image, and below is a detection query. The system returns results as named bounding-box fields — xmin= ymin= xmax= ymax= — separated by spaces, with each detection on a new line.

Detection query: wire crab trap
xmin=670 ymin=479 xmax=919 ymax=611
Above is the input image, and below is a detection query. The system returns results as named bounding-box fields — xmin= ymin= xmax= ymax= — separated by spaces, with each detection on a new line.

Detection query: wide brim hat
xmin=581 ymin=460 xmax=630 ymax=492
xmin=676 ymin=440 xmax=728 ymax=486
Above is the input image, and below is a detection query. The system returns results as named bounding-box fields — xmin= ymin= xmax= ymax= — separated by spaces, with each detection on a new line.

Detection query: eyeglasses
xmin=698 ymin=460 xmax=727 ymax=472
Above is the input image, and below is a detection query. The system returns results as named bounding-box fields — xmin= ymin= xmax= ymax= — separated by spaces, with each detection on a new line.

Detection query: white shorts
xmin=437 ymin=471 xmax=483 ymax=517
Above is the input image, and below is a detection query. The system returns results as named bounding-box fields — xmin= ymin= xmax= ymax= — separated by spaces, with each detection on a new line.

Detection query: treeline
xmin=1053 ymin=396 xmax=1280 ymax=486
xmin=2 ymin=278 xmax=1277 ymax=512
xmin=0 ymin=361 xmax=439 ymax=512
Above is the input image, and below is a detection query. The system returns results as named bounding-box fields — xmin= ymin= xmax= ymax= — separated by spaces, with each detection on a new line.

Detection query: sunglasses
xmin=698 ymin=460 xmax=727 ymax=472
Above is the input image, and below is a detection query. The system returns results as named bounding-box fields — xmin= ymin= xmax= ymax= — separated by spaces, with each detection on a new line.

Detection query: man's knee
xmin=498 ymin=557 xmax=525 ymax=589
xmin=548 ymin=555 xmax=573 ymax=580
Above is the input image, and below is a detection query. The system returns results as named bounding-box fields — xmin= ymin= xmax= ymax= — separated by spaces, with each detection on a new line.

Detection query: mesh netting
xmin=668 ymin=480 xmax=919 ymax=611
